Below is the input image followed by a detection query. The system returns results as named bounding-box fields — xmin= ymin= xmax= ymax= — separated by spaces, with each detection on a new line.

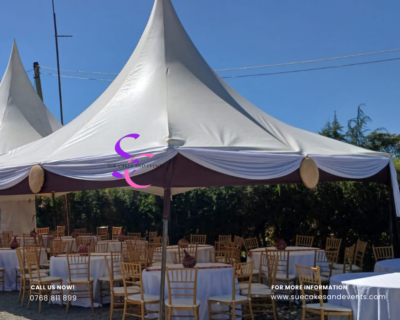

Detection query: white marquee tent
xmin=0 ymin=42 xmax=62 ymax=235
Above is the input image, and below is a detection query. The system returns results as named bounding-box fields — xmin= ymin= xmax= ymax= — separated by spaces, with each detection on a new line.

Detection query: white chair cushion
xmin=242 ymin=287 xmax=272 ymax=296
xmin=252 ymin=269 xmax=260 ymax=275
xmin=276 ymin=273 xmax=297 ymax=280
xmin=114 ymin=286 xmax=140 ymax=294
xmin=306 ymin=302 xmax=352 ymax=312
xmin=99 ymin=275 xmax=123 ymax=282
xmin=31 ymin=276 xmax=62 ymax=283
xmin=250 ymin=283 xmax=271 ymax=290
xmin=334 ymin=263 xmax=360 ymax=271
xmin=321 ymin=269 xmax=345 ymax=277
xmin=209 ymin=294 xmax=249 ymax=303
xmin=127 ymin=293 xmax=159 ymax=302
xmin=67 ymin=277 xmax=94 ymax=284
xmin=165 ymin=298 xmax=200 ymax=307
xmin=25 ymin=273 xmax=48 ymax=279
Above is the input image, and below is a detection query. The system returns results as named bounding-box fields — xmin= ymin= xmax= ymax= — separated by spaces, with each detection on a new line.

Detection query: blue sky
xmin=1 ymin=0 xmax=399 ymax=134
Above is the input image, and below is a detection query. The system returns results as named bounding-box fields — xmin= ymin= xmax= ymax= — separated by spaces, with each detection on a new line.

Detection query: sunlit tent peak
xmin=0 ymin=41 xmax=61 ymax=155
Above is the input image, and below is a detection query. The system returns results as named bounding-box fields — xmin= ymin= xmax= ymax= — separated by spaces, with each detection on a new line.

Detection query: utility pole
xmin=33 ymin=62 xmax=43 ymax=101
xmin=51 ymin=0 xmax=72 ymax=125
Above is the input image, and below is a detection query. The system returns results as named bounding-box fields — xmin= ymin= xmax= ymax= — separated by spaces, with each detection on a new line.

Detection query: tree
xmin=319 ymin=111 xmax=344 ymax=140
xmin=365 ymin=131 xmax=400 ymax=158
xmin=346 ymin=104 xmax=372 ymax=146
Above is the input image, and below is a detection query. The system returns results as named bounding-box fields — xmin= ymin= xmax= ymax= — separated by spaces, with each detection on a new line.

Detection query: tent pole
xmin=158 ymin=188 xmax=171 ymax=319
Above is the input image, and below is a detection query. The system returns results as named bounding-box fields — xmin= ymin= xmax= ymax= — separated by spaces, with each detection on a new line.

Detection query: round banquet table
xmin=143 ymin=263 xmax=234 ymax=320
xmin=166 ymin=245 xmax=213 ymax=264
xmin=247 ymin=246 xmax=319 ymax=275
xmin=374 ymin=258 xmax=400 ymax=273
xmin=49 ymin=253 xmax=114 ymax=307
xmin=328 ymin=272 xmax=400 ymax=320
xmin=0 ymin=248 xmax=47 ymax=291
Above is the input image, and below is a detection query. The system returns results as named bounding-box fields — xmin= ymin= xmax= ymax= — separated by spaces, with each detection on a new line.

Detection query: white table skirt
xmin=166 ymin=245 xmax=213 ymax=264
xmin=328 ymin=272 xmax=400 ymax=320
xmin=247 ymin=246 xmax=319 ymax=275
xmin=49 ymin=253 xmax=115 ymax=307
xmin=0 ymin=248 xmax=47 ymax=291
xmin=143 ymin=263 xmax=234 ymax=320
xmin=374 ymin=259 xmax=400 ymax=273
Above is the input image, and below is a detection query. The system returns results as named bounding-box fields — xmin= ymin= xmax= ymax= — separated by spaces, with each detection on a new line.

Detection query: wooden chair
xmin=175 ymin=244 xmax=198 ymax=263
xmin=36 ymin=228 xmax=49 ymax=236
xmin=326 ymin=237 xmax=342 ymax=251
xmin=76 ymin=235 xmax=94 ymax=249
xmin=127 ymin=232 xmax=141 ymax=239
xmin=57 ymin=226 xmax=66 ymax=237
xmin=74 ymin=228 xmax=87 ymax=235
xmin=121 ymin=262 xmax=159 ymax=320
xmin=208 ymin=261 xmax=254 ymax=320
xmin=154 ymin=236 xmax=169 ymax=245
xmin=149 ymin=231 xmax=157 ymax=242
xmin=22 ymin=234 xmax=36 ymax=247
xmin=234 ymin=235 xmax=244 ymax=249
xmin=65 ymin=253 xmax=94 ymax=313
xmin=112 ymin=227 xmax=122 ymax=240
xmin=2 ymin=231 xmax=13 ymax=239
xmin=89 ymin=243 xmax=109 ymax=253
xmin=126 ymin=243 xmax=150 ymax=267
xmin=0 ymin=267 xmax=3 ymax=291
xmin=333 ymin=244 xmax=356 ymax=274
xmin=219 ymin=235 xmax=232 ymax=242
xmin=49 ymin=230 xmax=60 ymax=239
xmin=97 ymin=226 xmax=109 ymax=240
xmin=352 ymin=240 xmax=368 ymax=272
xmin=214 ymin=241 xmax=231 ymax=250
xmin=209 ymin=250 xmax=232 ymax=263
xmin=296 ymin=264 xmax=353 ymax=320
xmin=313 ymin=250 xmax=332 ymax=284
xmin=148 ymin=243 xmax=163 ymax=266
xmin=190 ymin=234 xmax=207 ymax=245
xmin=319 ymin=250 xmax=341 ymax=278
xmin=166 ymin=267 xmax=200 ymax=320
xmin=224 ymin=242 xmax=242 ymax=264
xmin=373 ymin=245 xmax=394 ymax=262
xmin=41 ymin=240 xmax=70 ymax=269
xmin=25 ymin=248 xmax=63 ymax=313
xmin=295 ymin=235 xmax=314 ymax=247
xmin=242 ymin=253 xmax=278 ymax=319
xmin=243 ymin=237 xmax=259 ymax=253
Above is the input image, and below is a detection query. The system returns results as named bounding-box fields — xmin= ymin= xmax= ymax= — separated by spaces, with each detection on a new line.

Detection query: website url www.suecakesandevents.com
xmin=271 ymin=294 xmax=386 ymax=301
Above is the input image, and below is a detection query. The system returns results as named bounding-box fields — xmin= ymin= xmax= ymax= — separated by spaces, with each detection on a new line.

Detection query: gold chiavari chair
xmin=126 ymin=243 xmax=150 ymax=268
xmin=25 ymin=248 xmax=63 ymax=313
xmin=214 ymin=241 xmax=231 ymax=251
xmin=89 ymin=243 xmax=109 ymax=253
xmin=295 ymin=235 xmax=314 ymax=247
xmin=175 ymin=244 xmax=198 ymax=263
xmin=296 ymin=265 xmax=353 ymax=320
xmin=75 ymin=228 xmax=87 ymax=235
xmin=219 ymin=235 xmax=232 ymax=243
xmin=76 ymin=235 xmax=94 ymax=249
xmin=190 ymin=234 xmax=207 ymax=245
xmin=234 ymin=235 xmax=244 ymax=249
xmin=36 ymin=228 xmax=49 ymax=236
xmin=127 ymin=232 xmax=141 ymax=239
xmin=97 ymin=226 xmax=109 ymax=240
xmin=112 ymin=227 xmax=122 ymax=240
xmin=224 ymin=242 xmax=242 ymax=264
xmin=121 ymin=262 xmax=159 ymax=320
xmin=57 ymin=226 xmax=66 ymax=237
xmin=313 ymin=250 xmax=332 ymax=284
xmin=0 ymin=232 xmax=11 ymax=248
xmin=351 ymin=240 xmax=368 ymax=272
xmin=320 ymin=250 xmax=340 ymax=277
xmin=243 ymin=237 xmax=259 ymax=254
xmin=105 ymin=256 xmax=140 ymax=319
xmin=209 ymin=261 xmax=254 ymax=320
xmin=49 ymin=230 xmax=60 ymax=240
xmin=66 ymin=253 xmax=94 ymax=313
xmin=153 ymin=236 xmax=169 ymax=245
xmin=40 ymin=240 xmax=70 ymax=269
xmin=2 ymin=231 xmax=13 ymax=239
xmin=166 ymin=267 xmax=200 ymax=320
xmin=148 ymin=243 xmax=163 ymax=266
xmin=373 ymin=245 xmax=394 ymax=262
xmin=149 ymin=231 xmax=157 ymax=243
xmin=242 ymin=253 xmax=278 ymax=319
xmin=209 ymin=250 xmax=232 ymax=264
xmin=333 ymin=244 xmax=356 ymax=274
xmin=22 ymin=234 xmax=36 ymax=247
xmin=326 ymin=237 xmax=342 ymax=251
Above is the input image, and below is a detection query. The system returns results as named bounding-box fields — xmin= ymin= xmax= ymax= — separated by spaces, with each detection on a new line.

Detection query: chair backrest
xmin=49 ymin=230 xmax=60 ymax=239
xmin=166 ymin=267 xmax=198 ymax=306
xmin=57 ymin=226 xmax=66 ymax=236
xmin=15 ymin=248 xmax=26 ymax=275
xmin=24 ymin=247 xmax=43 ymax=282
xmin=326 ymin=237 xmax=342 ymax=251
xmin=233 ymin=261 xmax=254 ymax=300
xmin=296 ymin=235 xmax=314 ymax=247
xmin=210 ymin=250 xmax=232 ymax=263
xmin=373 ymin=245 xmax=394 ymax=262
xmin=2 ymin=231 xmax=13 ymax=240
xmin=89 ymin=243 xmax=109 ymax=253
xmin=314 ymin=250 xmax=333 ymax=277
xmin=267 ymin=249 xmax=290 ymax=278
xmin=105 ymin=252 xmax=124 ymax=284
xmin=75 ymin=228 xmax=87 ymax=235
xmin=22 ymin=234 xmax=36 ymax=247
xmin=153 ymin=236 xmax=169 ymax=245
xmin=190 ymin=234 xmax=207 ymax=245
xmin=214 ymin=241 xmax=231 ymax=250
xmin=219 ymin=235 xmax=232 ymax=242
xmin=97 ymin=226 xmax=109 ymax=240
xmin=243 ymin=237 xmax=259 ymax=252
xmin=295 ymin=264 xmax=323 ymax=308
xmin=126 ymin=243 xmax=149 ymax=266
xmin=148 ymin=243 xmax=162 ymax=265
xmin=262 ymin=252 xmax=279 ymax=287
xmin=127 ymin=232 xmax=141 ymax=239
xmin=120 ymin=262 xmax=143 ymax=299
xmin=354 ymin=240 xmax=367 ymax=269
xmin=51 ymin=240 xmax=69 ymax=256
xmin=66 ymin=253 xmax=91 ymax=281
xmin=224 ymin=243 xmax=241 ymax=264
xmin=234 ymin=235 xmax=244 ymax=249
xmin=36 ymin=227 xmax=49 ymax=236
xmin=112 ymin=227 xmax=122 ymax=239
xmin=149 ymin=231 xmax=157 ymax=242
xmin=176 ymin=244 xmax=198 ymax=263
xmin=342 ymin=244 xmax=356 ymax=272
xmin=76 ymin=235 xmax=94 ymax=247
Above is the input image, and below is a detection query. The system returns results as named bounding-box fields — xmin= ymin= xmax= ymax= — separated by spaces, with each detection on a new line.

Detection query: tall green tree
xmin=319 ymin=111 xmax=345 ymax=140
xmin=346 ymin=104 xmax=372 ymax=146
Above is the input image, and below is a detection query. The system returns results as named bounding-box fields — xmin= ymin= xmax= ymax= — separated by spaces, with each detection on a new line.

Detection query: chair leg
xmin=208 ymin=301 xmax=212 ymax=320
xmin=100 ymin=281 xmax=103 ymax=305
xmin=141 ymin=303 xmax=145 ymax=320
xmin=193 ymin=307 xmax=199 ymax=320
xmin=167 ymin=306 xmax=171 ymax=320
xmin=26 ymin=286 xmax=32 ymax=309
xmin=109 ymin=294 xmax=114 ymax=320
xmin=89 ymin=283 xmax=94 ymax=312
xmin=38 ymin=290 xmax=42 ymax=313
xmin=232 ymin=303 xmax=236 ymax=320
xmin=21 ymin=280 xmax=26 ymax=307
xmin=122 ymin=300 xmax=127 ymax=320
xmin=302 ymin=307 xmax=306 ymax=320
xmin=272 ymin=299 xmax=279 ymax=320
xmin=248 ymin=301 xmax=254 ymax=320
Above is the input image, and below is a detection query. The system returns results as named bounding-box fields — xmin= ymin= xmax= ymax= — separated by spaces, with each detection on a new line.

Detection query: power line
xmin=41 ymin=72 xmax=113 ymax=81
xmin=221 ymin=57 xmax=400 ymax=79
xmin=40 ymin=65 xmax=118 ymax=75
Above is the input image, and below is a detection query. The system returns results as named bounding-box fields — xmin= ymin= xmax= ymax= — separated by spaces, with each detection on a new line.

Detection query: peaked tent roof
xmin=0 ymin=41 xmax=62 ymax=155
xmin=0 ymin=0 xmax=397 ymax=217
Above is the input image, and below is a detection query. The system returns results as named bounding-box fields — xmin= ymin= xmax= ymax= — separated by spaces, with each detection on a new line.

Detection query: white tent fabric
xmin=0 ymin=0 xmax=398 ymax=215
xmin=0 ymin=42 xmax=62 ymax=235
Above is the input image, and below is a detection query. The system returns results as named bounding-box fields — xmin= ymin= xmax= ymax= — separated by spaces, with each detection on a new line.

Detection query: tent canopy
xmin=0 ymin=0 xmax=397 ymax=217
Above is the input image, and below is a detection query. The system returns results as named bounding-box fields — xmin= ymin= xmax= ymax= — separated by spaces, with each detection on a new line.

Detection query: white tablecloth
xmin=166 ymin=245 xmax=213 ymax=264
xmin=328 ymin=272 xmax=400 ymax=320
xmin=247 ymin=246 xmax=319 ymax=275
xmin=143 ymin=263 xmax=233 ymax=320
xmin=96 ymin=240 xmax=123 ymax=252
xmin=0 ymin=248 xmax=47 ymax=291
xmin=49 ymin=253 xmax=115 ymax=307
xmin=374 ymin=259 xmax=400 ymax=273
